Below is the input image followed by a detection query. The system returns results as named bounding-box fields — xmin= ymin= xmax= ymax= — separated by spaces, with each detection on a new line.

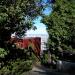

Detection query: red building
xmin=13 ymin=37 xmax=41 ymax=56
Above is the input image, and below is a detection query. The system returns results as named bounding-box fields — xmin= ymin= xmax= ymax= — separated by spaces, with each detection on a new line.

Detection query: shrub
xmin=11 ymin=60 xmax=32 ymax=75
xmin=0 ymin=48 xmax=8 ymax=58
xmin=41 ymin=51 xmax=48 ymax=65
xmin=0 ymin=59 xmax=32 ymax=75
xmin=0 ymin=67 xmax=11 ymax=75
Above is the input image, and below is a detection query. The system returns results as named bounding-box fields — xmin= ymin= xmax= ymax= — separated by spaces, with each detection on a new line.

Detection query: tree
xmin=0 ymin=0 xmax=44 ymax=48
xmin=0 ymin=0 xmax=45 ymax=61
xmin=0 ymin=0 xmax=46 ymax=71
xmin=42 ymin=0 xmax=75 ymax=54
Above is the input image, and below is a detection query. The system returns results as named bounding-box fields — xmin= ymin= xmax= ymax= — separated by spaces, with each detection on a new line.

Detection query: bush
xmin=0 ymin=48 xmax=8 ymax=58
xmin=0 ymin=47 xmax=35 ymax=75
xmin=11 ymin=60 xmax=32 ymax=75
xmin=29 ymin=53 xmax=37 ymax=60
xmin=0 ymin=59 xmax=32 ymax=75
xmin=61 ymin=44 xmax=73 ymax=52
xmin=0 ymin=66 xmax=11 ymax=75
xmin=41 ymin=51 xmax=48 ymax=65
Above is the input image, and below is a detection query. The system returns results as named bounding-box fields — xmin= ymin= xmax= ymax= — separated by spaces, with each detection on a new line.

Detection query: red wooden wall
xmin=14 ymin=37 xmax=41 ymax=56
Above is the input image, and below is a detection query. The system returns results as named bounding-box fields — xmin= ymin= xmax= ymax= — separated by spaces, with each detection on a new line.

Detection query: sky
xmin=26 ymin=3 xmax=52 ymax=35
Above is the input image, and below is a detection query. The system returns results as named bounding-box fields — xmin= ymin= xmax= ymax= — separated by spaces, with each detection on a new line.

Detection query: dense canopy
xmin=42 ymin=0 xmax=75 ymax=53
xmin=0 ymin=0 xmax=45 ymax=48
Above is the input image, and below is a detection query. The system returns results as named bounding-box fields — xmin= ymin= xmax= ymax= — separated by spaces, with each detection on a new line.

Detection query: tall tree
xmin=0 ymin=0 xmax=47 ymax=68
xmin=42 ymin=0 xmax=75 ymax=53
xmin=0 ymin=0 xmax=44 ymax=48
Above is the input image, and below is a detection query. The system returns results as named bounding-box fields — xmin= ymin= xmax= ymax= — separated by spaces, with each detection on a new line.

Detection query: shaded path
xmin=22 ymin=62 xmax=70 ymax=75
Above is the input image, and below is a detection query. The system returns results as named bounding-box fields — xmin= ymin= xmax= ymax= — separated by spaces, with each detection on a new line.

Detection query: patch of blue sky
xmin=26 ymin=4 xmax=52 ymax=35
xmin=43 ymin=0 xmax=48 ymax=3
xmin=42 ymin=6 xmax=52 ymax=15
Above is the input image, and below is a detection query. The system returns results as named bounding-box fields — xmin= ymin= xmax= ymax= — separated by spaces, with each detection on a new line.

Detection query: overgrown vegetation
xmin=0 ymin=59 xmax=32 ymax=75
xmin=0 ymin=47 xmax=37 ymax=75
xmin=42 ymin=0 xmax=75 ymax=60
xmin=0 ymin=0 xmax=46 ymax=74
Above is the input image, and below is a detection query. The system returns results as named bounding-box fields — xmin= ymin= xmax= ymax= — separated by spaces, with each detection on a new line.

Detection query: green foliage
xmin=0 ymin=59 xmax=32 ymax=75
xmin=0 ymin=48 xmax=8 ymax=58
xmin=0 ymin=13 xmax=8 ymax=23
xmin=61 ymin=44 xmax=73 ymax=52
xmin=0 ymin=0 xmax=44 ymax=74
xmin=42 ymin=0 xmax=75 ymax=61
xmin=43 ymin=53 xmax=48 ymax=64
xmin=42 ymin=0 xmax=75 ymax=52
xmin=0 ymin=0 xmax=44 ymax=46
xmin=51 ymin=54 xmax=58 ymax=61
xmin=41 ymin=51 xmax=48 ymax=65
xmin=10 ymin=60 xmax=32 ymax=75
xmin=29 ymin=53 xmax=37 ymax=60
xmin=0 ymin=67 xmax=11 ymax=75
xmin=0 ymin=47 xmax=39 ymax=74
